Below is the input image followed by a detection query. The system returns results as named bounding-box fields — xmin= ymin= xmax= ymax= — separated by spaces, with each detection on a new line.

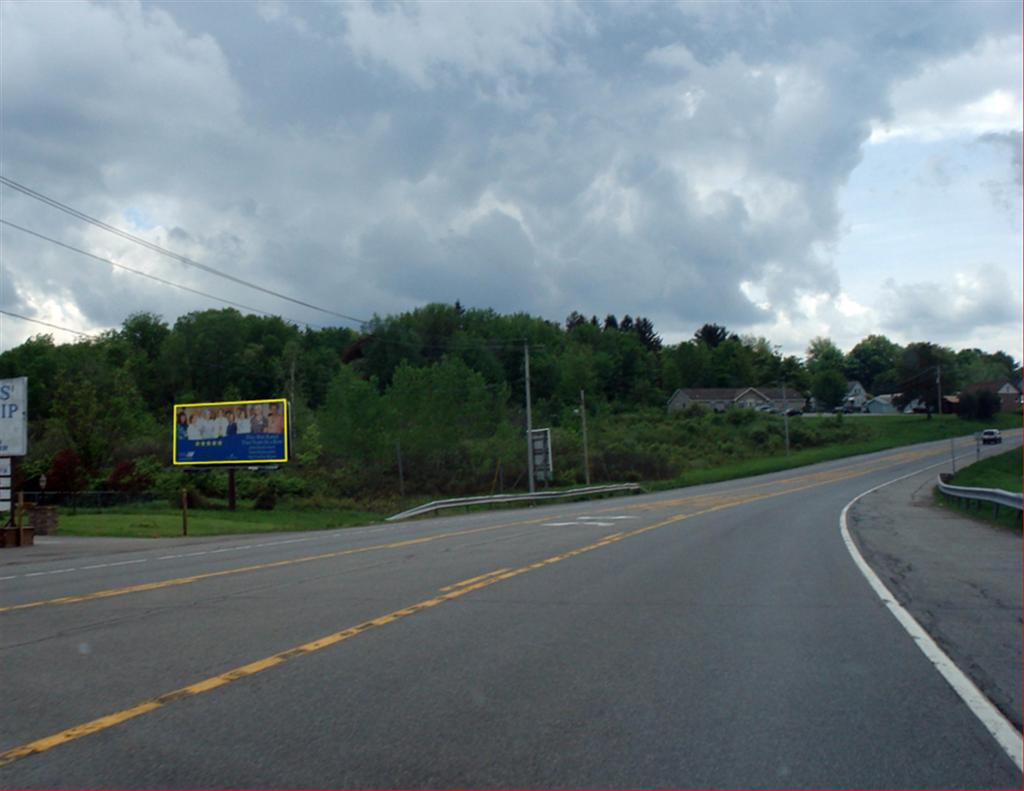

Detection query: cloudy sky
xmin=1 ymin=0 xmax=1020 ymax=360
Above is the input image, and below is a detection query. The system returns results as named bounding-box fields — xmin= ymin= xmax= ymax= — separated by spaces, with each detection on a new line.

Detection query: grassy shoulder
xmin=932 ymin=445 xmax=1022 ymax=532
xmin=648 ymin=412 xmax=1020 ymax=491
xmin=55 ymin=503 xmax=384 ymax=539
xmin=950 ymin=445 xmax=1022 ymax=492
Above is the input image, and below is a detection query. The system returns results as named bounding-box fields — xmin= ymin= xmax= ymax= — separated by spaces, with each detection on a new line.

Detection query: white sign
xmin=0 ymin=458 xmax=9 ymax=476
xmin=0 ymin=378 xmax=27 ymax=456
xmin=531 ymin=427 xmax=553 ymax=482
xmin=0 ymin=501 xmax=9 ymax=512
xmin=0 ymin=489 xmax=9 ymax=500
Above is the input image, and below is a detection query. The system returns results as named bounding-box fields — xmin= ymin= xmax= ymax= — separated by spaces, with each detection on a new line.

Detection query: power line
xmin=0 ymin=309 xmax=97 ymax=339
xmin=1 ymin=220 xmax=323 ymax=329
xmin=0 ymin=176 xmax=368 ymax=326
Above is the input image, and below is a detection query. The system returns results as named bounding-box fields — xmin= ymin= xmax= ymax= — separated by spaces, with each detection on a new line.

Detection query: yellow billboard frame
xmin=172 ymin=398 xmax=289 ymax=466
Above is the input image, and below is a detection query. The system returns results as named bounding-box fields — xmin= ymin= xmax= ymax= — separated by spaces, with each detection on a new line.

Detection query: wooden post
xmin=181 ymin=488 xmax=189 ymax=536
xmin=228 ymin=468 xmax=237 ymax=512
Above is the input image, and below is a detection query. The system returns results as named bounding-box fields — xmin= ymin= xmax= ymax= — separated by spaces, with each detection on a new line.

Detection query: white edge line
xmin=839 ymin=460 xmax=1023 ymax=772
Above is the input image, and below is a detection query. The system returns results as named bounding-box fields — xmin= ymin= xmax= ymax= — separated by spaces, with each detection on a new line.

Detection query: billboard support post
xmin=181 ymin=488 xmax=189 ymax=537
xmin=228 ymin=468 xmax=237 ymax=511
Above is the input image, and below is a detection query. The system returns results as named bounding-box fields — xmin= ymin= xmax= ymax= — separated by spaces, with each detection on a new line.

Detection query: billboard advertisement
xmin=173 ymin=398 xmax=289 ymax=466
xmin=0 ymin=377 xmax=28 ymax=456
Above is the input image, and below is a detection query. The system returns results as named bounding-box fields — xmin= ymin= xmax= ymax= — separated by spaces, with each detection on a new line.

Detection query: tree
xmin=805 ymin=337 xmax=845 ymax=377
xmin=743 ymin=336 xmax=783 ymax=386
xmin=693 ymin=323 xmax=731 ymax=349
xmin=51 ymin=363 xmax=152 ymax=474
xmin=565 ymin=311 xmax=587 ymax=331
xmin=633 ymin=317 xmax=662 ymax=352
xmin=957 ymin=390 xmax=1000 ymax=421
xmin=844 ymin=335 xmax=900 ymax=393
xmin=895 ymin=342 xmax=958 ymax=413
xmin=319 ymin=366 xmax=388 ymax=463
xmin=811 ymin=369 xmax=848 ymax=411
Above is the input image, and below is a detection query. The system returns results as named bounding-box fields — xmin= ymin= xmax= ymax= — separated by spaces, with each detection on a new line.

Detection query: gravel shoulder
xmin=848 ymin=467 xmax=1022 ymax=730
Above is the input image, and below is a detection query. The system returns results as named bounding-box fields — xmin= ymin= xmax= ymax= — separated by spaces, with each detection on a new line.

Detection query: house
xmin=667 ymin=387 xmax=805 ymax=414
xmin=958 ymin=380 xmax=1022 ymax=412
xmin=863 ymin=396 xmax=898 ymax=414
xmin=843 ymin=381 xmax=869 ymax=410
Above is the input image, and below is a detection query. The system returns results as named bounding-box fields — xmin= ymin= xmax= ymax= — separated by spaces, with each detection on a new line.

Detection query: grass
xmin=55 ymin=503 xmax=384 ymax=539
xmin=950 ymin=445 xmax=1022 ymax=492
xmin=932 ymin=445 xmax=1023 ymax=531
xmin=650 ymin=412 xmax=1021 ymax=491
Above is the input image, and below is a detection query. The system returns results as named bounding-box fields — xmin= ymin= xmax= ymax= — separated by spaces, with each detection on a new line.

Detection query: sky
xmin=0 ymin=0 xmax=1021 ymax=362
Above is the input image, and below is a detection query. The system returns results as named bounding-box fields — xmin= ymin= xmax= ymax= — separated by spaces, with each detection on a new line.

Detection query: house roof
xmin=670 ymin=387 xmax=805 ymax=402
xmin=672 ymin=388 xmax=745 ymax=401
xmin=960 ymin=380 xmax=1021 ymax=396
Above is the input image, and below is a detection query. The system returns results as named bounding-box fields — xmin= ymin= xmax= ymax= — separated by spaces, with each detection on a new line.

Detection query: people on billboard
xmin=187 ymin=413 xmax=201 ymax=440
xmin=225 ymin=410 xmax=238 ymax=437
xmin=213 ymin=409 xmax=229 ymax=438
xmin=200 ymin=409 xmax=217 ymax=439
xmin=176 ymin=410 xmax=188 ymax=441
xmin=250 ymin=404 xmax=268 ymax=434
xmin=236 ymin=405 xmax=251 ymax=434
xmin=267 ymin=403 xmax=284 ymax=434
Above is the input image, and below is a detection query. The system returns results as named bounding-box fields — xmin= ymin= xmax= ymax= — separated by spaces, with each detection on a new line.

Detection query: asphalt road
xmin=0 ymin=435 xmax=1020 ymax=788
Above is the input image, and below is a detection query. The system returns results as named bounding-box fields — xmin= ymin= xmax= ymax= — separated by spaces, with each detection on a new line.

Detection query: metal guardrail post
xmin=387 ymin=483 xmax=643 ymax=522
xmin=935 ymin=476 xmax=1022 ymax=514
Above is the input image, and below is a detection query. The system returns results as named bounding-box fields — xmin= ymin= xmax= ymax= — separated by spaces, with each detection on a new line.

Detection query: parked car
xmin=784 ymin=408 xmax=803 ymax=417
xmin=980 ymin=429 xmax=1002 ymax=445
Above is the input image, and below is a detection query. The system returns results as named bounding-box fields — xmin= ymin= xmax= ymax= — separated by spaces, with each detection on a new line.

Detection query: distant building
xmin=667 ymin=387 xmax=805 ymax=414
xmin=843 ymin=381 xmax=869 ymax=410
xmin=863 ymin=397 xmax=898 ymax=414
xmin=958 ymin=380 xmax=1022 ymax=412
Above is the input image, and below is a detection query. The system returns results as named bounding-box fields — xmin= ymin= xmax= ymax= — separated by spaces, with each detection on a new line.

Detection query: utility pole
xmin=782 ymin=379 xmax=791 ymax=456
xmin=936 ymin=365 xmax=942 ymax=415
xmin=396 ymin=440 xmax=405 ymax=497
xmin=524 ymin=343 xmax=535 ymax=493
xmin=580 ymin=389 xmax=591 ymax=485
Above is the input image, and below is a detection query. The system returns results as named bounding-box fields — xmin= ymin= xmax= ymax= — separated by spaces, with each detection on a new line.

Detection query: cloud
xmin=0 ymin=0 xmax=1020 ymax=362
xmin=877 ymin=264 xmax=1020 ymax=341
xmin=870 ymin=35 xmax=1022 ymax=143
xmin=339 ymin=0 xmax=585 ymax=95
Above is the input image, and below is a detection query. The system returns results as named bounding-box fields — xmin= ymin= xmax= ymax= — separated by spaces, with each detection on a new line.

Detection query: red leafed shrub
xmin=47 ymin=449 xmax=88 ymax=493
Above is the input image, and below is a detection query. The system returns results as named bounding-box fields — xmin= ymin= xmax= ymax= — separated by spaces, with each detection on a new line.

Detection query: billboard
xmin=0 ymin=377 xmax=28 ymax=456
xmin=173 ymin=398 xmax=289 ymax=466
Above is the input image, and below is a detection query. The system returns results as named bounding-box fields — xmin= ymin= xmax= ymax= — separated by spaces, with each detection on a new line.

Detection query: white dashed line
xmin=24 ymin=568 xmax=78 ymax=577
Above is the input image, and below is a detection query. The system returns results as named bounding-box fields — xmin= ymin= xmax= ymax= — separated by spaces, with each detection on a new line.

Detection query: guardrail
xmin=936 ymin=475 xmax=1022 ymax=517
xmin=387 ymin=483 xmax=643 ymax=522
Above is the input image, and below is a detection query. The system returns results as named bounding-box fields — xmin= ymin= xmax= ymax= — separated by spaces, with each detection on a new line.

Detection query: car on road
xmin=980 ymin=429 xmax=1002 ymax=445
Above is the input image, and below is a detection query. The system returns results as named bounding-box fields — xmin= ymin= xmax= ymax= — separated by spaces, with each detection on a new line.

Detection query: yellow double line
xmin=0 ymin=519 xmax=552 ymax=615
xmin=0 ymin=452 xmax=923 ymax=768
xmin=1 ymin=448 xmax=939 ymax=618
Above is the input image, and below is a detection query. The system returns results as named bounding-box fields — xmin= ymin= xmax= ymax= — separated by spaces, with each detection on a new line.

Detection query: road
xmin=0 ymin=436 xmax=1020 ymax=788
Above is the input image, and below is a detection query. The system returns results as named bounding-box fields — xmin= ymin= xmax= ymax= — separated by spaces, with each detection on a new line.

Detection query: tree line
xmin=1 ymin=304 xmax=1017 ymax=499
